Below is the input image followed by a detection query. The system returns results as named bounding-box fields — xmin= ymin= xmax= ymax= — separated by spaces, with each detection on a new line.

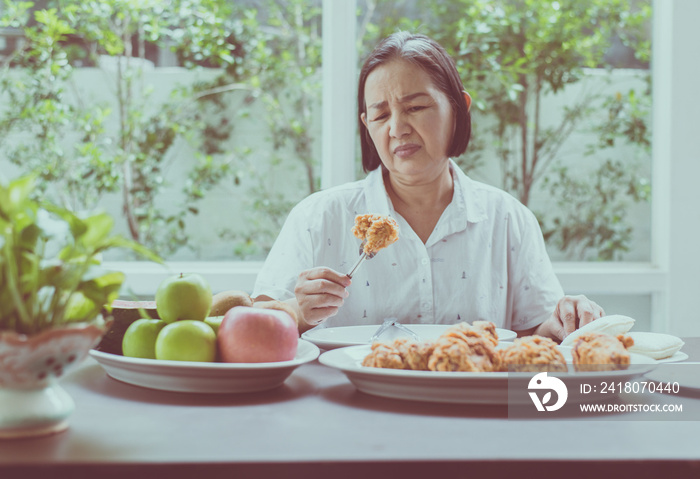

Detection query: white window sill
xmin=107 ymin=260 xmax=666 ymax=297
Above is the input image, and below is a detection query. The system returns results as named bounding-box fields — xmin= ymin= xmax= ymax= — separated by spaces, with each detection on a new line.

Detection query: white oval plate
xmin=302 ymin=324 xmax=517 ymax=350
xmin=89 ymin=339 xmax=319 ymax=394
xmin=319 ymin=344 xmax=657 ymax=404
xmin=654 ymin=351 xmax=689 ymax=363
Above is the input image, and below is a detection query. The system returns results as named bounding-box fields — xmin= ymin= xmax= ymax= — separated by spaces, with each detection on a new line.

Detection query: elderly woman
xmin=252 ymin=32 xmax=603 ymax=341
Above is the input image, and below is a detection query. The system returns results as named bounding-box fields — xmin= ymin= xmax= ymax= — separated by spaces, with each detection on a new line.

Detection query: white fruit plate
xmin=89 ymin=339 xmax=319 ymax=394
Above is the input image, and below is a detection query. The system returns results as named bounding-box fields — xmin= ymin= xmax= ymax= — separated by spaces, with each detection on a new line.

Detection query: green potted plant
xmin=0 ymin=174 xmax=161 ymax=439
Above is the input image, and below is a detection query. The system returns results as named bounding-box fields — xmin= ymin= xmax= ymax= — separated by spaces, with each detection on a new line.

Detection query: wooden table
xmin=1 ymin=339 xmax=700 ymax=479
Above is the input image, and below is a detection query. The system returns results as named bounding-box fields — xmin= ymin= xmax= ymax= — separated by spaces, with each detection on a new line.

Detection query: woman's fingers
xmin=296 ymin=277 xmax=349 ymax=298
xmin=556 ymin=295 xmax=606 ymax=339
xmin=576 ymin=299 xmax=605 ymax=327
xmin=299 ymin=267 xmax=352 ymax=286
xmin=555 ymin=297 xmax=578 ymax=336
xmin=295 ymin=267 xmax=352 ymax=326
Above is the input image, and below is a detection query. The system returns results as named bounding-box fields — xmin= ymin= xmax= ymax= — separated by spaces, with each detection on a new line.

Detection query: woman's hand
xmin=294 ymin=267 xmax=351 ymax=329
xmin=530 ymin=295 xmax=605 ymax=342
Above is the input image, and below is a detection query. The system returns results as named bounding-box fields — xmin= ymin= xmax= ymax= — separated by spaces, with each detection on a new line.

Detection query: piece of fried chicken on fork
xmin=571 ymin=332 xmax=634 ymax=372
xmin=352 ymin=214 xmax=399 ymax=256
xmin=352 ymin=214 xmax=378 ymax=241
xmin=364 ymin=216 xmax=399 ymax=255
xmin=499 ymin=335 xmax=568 ymax=372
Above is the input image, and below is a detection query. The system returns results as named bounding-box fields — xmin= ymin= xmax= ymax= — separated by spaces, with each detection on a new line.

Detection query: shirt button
xmin=422 ymin=302 xmax=430 ymax=310
xmin=421 ymin=258 xmax=429 ymax=265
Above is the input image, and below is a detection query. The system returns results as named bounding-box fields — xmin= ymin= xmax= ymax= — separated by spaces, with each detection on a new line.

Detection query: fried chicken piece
xmin=362 ymin=340 xmax=406 ymax=369
xmin=471 ymin=321 xmax=499 ymax=345
xmin=428 ymin=333 xmax=501 ymax=372
xmin=571 ymin=332 xmax=634 ymax=372
xmin=362 ymin=338 xmax=435 ymax=371
xmin=443 ymin=321 xmax=499 ymax=347
xmin=364 ymin=216 xmax=399 ymax=254
xmin=352 ymin=214 xmax=399 ymax=255
xmin=362 ymin=321 xmax=502 ymax=373
xmin=399 ymin=340 xmax=436 ymax=371
xmin=352 ymin=214 xmax=378 ymax=240
xmin=499 ymin=336 xmax=568 ymax=372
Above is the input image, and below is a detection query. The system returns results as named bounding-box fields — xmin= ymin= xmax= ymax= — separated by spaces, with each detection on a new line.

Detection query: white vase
xmin=0 ymin=323 xmax=105 ymax=439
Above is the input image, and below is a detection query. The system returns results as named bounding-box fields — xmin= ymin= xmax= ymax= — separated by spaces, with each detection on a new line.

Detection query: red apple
xmin=218 ymin=306 xmax=299 ymax=363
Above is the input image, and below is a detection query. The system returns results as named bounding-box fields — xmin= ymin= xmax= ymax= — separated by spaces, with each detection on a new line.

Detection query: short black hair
xmin=358 ymin=31 xmax=471 ymax=173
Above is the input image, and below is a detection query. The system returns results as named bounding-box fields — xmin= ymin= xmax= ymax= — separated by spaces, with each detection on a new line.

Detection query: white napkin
xmin=626 ymin=332 xmax=685 ymax=360
xmin=560 ymin=314 xmax=636 ymax=347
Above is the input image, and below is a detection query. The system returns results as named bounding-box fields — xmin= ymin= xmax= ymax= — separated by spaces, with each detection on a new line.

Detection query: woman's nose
xmin=389 ymin=113 xmax=411 ymax=138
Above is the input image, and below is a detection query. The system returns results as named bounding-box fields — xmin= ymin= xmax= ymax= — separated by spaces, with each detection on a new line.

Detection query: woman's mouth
xmin=393 ymin=144 xmax=421 ymax=158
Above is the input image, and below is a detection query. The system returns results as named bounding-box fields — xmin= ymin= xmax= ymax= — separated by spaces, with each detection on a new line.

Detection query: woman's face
xmin=361 ymin=59 xmax=455 ymax=184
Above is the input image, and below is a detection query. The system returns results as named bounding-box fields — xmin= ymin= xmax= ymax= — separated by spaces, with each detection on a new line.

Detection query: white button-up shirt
xmin=253 ymin=160 xmax=563 ymax=331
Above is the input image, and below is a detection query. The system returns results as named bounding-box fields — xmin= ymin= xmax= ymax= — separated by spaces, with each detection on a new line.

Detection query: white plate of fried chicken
xmin=319 ymin=322 xmax=656 ymax=404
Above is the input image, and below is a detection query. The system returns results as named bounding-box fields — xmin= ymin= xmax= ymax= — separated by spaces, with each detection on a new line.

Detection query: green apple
xmin=122 ymin=318 xmax=167 ymax=359
xmin=204 ymin=315 xmax=224 ymax=334
xmin=155 ymin=320 xmax=217 ymax=362
xmin=155 ymin=273 xmax=212 ymax=323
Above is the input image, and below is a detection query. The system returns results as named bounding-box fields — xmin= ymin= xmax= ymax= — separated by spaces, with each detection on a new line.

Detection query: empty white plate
xmin=302 ymin=324 xmax=517 ymax=350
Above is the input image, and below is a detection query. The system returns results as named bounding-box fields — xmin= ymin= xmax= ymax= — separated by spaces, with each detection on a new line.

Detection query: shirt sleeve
xmin=508 ymin=206 xmax=564 ymax=331
xmin=252 ymin=201 xmax=315 ymax=301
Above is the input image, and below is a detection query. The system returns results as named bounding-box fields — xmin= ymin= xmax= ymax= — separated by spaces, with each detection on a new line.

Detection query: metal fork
xmin=346 ymin=240 xmax=375 ymax=278
xmin=369 ymin=318 xmax=422 ymax=343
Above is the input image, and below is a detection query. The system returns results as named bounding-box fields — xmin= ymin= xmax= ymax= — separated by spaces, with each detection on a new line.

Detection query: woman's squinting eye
xmin=371 ymin=105 xmax=427 ymax=121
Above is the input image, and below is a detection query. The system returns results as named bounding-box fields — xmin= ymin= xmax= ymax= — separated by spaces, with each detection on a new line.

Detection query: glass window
xmin=1 ymin=0 xmax=652 ymax=264
xmin=357 ymin=0 xmax=652 ymax=262
xmin=0 ymin=0 xmax=323 ymax=262
xmin=0 ymin=0 xmax=655 ymax=271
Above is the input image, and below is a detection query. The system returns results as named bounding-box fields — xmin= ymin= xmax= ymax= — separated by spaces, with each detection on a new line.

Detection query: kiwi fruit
xmin=210 ymin=290 xmax=253 ymax=317
xmin=252 ymin=299 xmax=299 ymax=325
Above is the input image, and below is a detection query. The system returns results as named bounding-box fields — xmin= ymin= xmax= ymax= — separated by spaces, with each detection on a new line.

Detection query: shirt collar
xmin=364 ymin=166 xmax=395 ymax=215
xmin=424 ymin=160 xmax=479 ymax=245
xmin=449 ymin=159 xmax=488 ymax=224
xmin=362 ymin=159 xmax=488 ymax=234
